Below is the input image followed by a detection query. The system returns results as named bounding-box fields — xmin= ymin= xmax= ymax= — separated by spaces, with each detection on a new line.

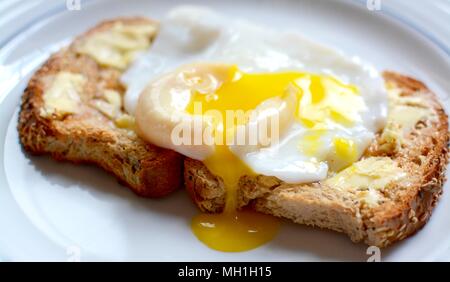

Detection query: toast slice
xmin=185 ymin=72 xmax=449 ymax=247
xmin=18 ymin=18 xmax=183 ymax=197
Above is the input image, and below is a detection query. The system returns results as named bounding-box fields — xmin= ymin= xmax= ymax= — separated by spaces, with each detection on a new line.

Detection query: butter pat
xmin=389 ymin=105 xmax=432 ymax=131
xmin=115 ymin=114 xmax=136 ymax=131
xmin=41 ymin=72 xmax=86 ymax=117
xmin=324 ymin=157 xmax=406 ymax=191
xmin=386 ymin=87 xmax=436 ymax=132
xmin=357 ymin=189 xmax=380 ymax=207
xmin=92 ymin=89 xmax=123 ymax=119
xmin=76 ymin=22 xmax=157 ymax=69
xmin=104 ymin=89 xmax=122 ymax=108
xmin=91 ymin=99 xmax=116 ymax=119
xmin=380 ymin=87 xmax=436 ymax=148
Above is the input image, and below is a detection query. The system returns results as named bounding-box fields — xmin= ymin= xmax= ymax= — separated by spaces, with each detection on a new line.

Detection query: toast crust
xmin=184 ymin=72 xmax=449 ymax=247
xmin=18 ymin=18 xmax=183 ymax=198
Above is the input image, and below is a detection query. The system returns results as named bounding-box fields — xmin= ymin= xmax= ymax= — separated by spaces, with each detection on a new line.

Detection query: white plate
xmin=1 ymin=0 xmax=449 ymax=262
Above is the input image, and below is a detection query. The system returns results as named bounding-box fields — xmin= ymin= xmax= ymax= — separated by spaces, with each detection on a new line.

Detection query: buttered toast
xmin=18 ymin=18 xmax=183 ymax=197
xmin=17 ymin=16 xmax=450 ymax=248
xmin=185 ymin=72 xmax=449 ymax=247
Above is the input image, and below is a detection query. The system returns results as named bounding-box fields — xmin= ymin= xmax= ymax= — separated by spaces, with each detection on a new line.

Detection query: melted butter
xmin=41 ymin=72 xmax=85 ymax=117
xmin=186 ymin=65 xmax=363 ymax=252
xmin=324 ymin=157 xmax=407 ymax=191
xmin=76 ymin=22 xmax=157 ymax=69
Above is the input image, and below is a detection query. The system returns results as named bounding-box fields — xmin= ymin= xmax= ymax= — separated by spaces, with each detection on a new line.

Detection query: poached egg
xmin=121 ymin=6 xmax=388 ymax=252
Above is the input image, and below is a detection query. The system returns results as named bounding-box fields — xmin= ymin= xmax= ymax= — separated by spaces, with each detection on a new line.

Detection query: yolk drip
xmin=191 ymin=145 xmax=280 ymax=252
xmin=187 ymin=65 xmax=362 ymax=252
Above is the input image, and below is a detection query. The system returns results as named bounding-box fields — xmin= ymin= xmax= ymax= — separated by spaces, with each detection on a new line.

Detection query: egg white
xmin=121 ymin=5 xmax=388 ymax=183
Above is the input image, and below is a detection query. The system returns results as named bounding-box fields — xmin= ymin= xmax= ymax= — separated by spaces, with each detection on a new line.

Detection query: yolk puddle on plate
xmin=188 ymin=65 xmax=361 ymax=252
xmin=192 ymin=208 xmax=281 ymax=252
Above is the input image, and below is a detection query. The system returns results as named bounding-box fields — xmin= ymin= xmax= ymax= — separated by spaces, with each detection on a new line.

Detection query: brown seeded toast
xmin=18 ymin=18 xmax=183 ymax=197
xmin=185 ymin=72 xmax=449 ymax=247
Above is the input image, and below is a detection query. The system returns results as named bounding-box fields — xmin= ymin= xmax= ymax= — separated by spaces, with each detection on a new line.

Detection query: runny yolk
xmin=187 ymin=65 xmax=362 ymax=252
xmin=331 ymin=137 xmax=359 ymax=171
xmin=191 ymin=145 xmax=280 ymax=252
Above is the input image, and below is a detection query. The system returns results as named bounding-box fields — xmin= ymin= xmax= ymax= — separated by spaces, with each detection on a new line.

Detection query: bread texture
xmin=185 ymin=72 xmax=449 ymax=247
xmin=18 ymin=18 xmax=183 ymax=198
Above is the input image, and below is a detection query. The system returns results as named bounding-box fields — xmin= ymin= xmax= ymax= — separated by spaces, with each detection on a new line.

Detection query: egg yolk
xmin=331 ymin=137 xmax=359 ymax=171
xmin=187 ymin=65 xmax=363 ymax=252
xmin=191 ymin=145 xmax=280 ymax=252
